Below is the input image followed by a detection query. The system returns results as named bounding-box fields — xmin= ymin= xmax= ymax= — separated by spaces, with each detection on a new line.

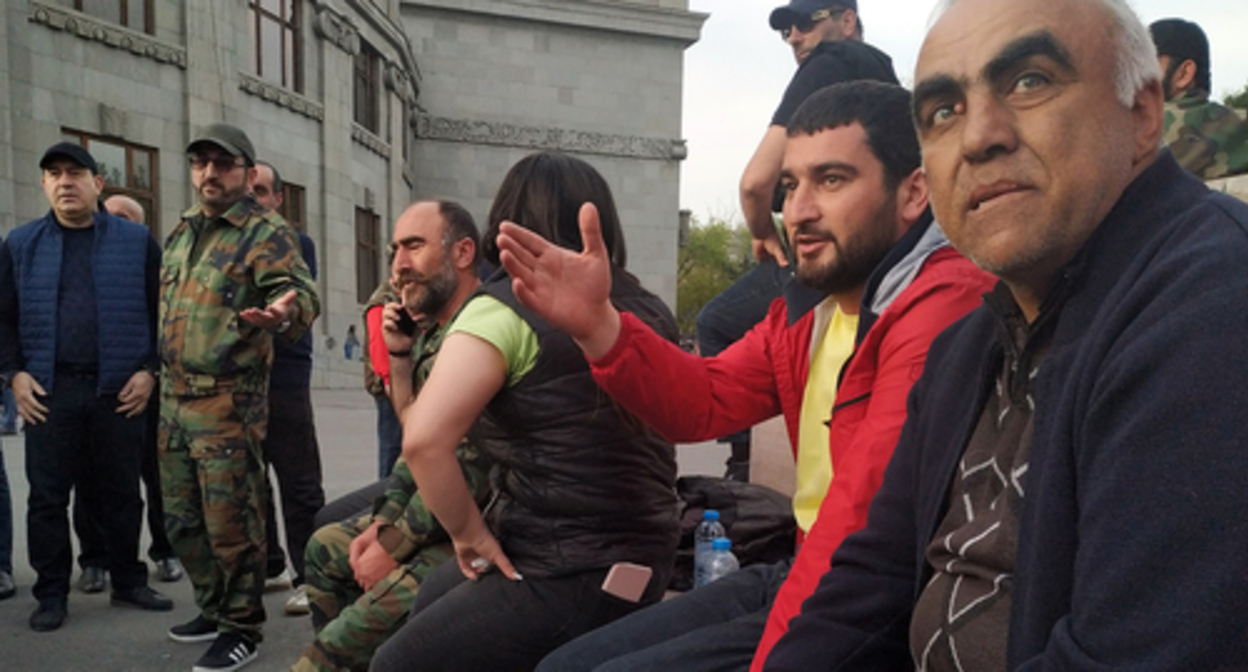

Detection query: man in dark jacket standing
xmin=761 ymin=0 xmax=1248 ymax=669
xmin=0 ymin=142 xmax=173 ymax=632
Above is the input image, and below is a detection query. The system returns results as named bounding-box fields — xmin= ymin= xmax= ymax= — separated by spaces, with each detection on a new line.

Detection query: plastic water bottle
xmin=704 ymin=537 xmax=740 ymax=584
xmin=694 ymin=509 xmax=726 ymax=588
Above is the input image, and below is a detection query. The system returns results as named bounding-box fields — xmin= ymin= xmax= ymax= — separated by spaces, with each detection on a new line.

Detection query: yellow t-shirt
xmin=793 ymin=300 xmax=858 ymax=533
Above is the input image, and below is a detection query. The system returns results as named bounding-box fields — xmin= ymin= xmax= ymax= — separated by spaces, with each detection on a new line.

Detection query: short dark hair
xmin=437 ymin=199 xmax=482 ymax=266
xmin=255 ymin=160 xmax=283 ymax=193
xmin=1150 ymin=18 xmax=1211 ymax=93
xmin=482 ymin=152 xmax=627 ymax=268
xmin=787 ymin=80 xmax=919 ymax=190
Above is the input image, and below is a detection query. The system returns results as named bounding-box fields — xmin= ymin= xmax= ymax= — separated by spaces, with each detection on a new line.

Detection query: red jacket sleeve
xmin=367 ymin=304 xmax=391 ymax=386
xmin=589 ymin=307 xmax=785 ymax=443
xmin=750 ymin=255 xmax=993 ymax=671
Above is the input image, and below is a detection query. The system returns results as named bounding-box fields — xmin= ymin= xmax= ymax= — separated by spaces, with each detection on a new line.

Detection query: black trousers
xmin=76 ymin=402 xmax=173 ymax=566
xmin=372 ymin=559 xmax=666 ymax=672
xmin=25 ymin=373 xmax=147 ymax=599
xmin=262 ymin=385 xmax=325 ymax=585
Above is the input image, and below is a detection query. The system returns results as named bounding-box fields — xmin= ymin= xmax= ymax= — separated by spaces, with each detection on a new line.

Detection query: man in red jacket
xmin=498 ymin=81 xmax=995 ymax=672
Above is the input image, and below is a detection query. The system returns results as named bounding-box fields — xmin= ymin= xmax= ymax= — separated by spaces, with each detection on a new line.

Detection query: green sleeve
xmin=446 ymin=295 xmax=539 ymax=387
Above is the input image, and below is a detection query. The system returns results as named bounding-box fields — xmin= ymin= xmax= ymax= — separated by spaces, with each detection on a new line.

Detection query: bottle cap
xmin=712 ymin=537 xmax=731 ymax=551
xmin=703 ymin=510 xmax=720 ymax=521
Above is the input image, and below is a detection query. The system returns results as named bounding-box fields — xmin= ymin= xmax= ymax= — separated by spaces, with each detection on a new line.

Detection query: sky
xmin=679 ymin=0 xmax=1248 ymax=222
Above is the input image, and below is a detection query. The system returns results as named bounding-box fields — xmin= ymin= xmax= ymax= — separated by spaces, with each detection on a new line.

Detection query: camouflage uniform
xmin=159 ymin=196 xmax=319 ymax=641
xmin=294 ymin=323 xmax=493 ymax=672
xmin=1162 ymin=90 xmax=1248 ymax=180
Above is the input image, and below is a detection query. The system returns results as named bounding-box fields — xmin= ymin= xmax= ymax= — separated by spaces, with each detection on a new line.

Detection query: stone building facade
xmin=0 ymin=0 xmax=704 ymax=387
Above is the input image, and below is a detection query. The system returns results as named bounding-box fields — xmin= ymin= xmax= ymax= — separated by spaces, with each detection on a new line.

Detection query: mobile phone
xmin=395 ymin=308 xmax=418 ymax=337
xmin=601 ymin=562 xmax=653 ymax=603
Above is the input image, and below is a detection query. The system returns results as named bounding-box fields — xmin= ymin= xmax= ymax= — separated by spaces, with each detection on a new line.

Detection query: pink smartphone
xmin=601 ymin=562 xmax=653 ymax=603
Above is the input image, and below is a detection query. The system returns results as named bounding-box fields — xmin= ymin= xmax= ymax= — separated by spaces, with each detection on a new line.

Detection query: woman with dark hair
xmin=370 ymin=152 xmax=680 ymax=672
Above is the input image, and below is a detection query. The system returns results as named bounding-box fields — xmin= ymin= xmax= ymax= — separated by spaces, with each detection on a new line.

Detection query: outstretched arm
xmin=495 ymin=203 xmax=620 ymax=360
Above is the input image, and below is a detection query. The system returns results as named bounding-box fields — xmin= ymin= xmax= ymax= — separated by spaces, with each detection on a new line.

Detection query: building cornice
xmin=28 ymin=0 xmax=188 ymax=69
xmin=239 ymin=72 xmax=326 ymax=121
xmin=401 ymin=0 xmax=707 ymax=45
xmin=415 ymin=114 xmax=687 ymax=161
xmin=352 ymin=123 xmax=393 ymax=158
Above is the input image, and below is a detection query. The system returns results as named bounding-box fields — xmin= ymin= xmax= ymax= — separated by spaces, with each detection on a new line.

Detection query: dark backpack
xmin=668 ymin=476 xmax=797 ymax=591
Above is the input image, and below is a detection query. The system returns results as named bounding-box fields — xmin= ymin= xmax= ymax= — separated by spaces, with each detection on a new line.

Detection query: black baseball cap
xmin=187 ymin=123 xmax=256 ymax=165
xmin=39 ymin=142 xmax=98 ymax=174
xmin=769 ymin=0 xmax=856 ymax=31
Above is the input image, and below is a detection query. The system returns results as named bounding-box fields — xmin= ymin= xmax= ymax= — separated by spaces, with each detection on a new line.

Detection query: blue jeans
xmin=536 ymin=559 xmax=792 ymax=672
xmin=0 ymin=442 xmax=12 ymax=573
xmin=2 ymin=388 xmax=16 ymax=432
xmin=375 ymin=394 xmax=402 ymax=479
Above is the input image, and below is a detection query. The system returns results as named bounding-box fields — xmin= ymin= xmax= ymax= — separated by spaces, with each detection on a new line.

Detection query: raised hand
xmin=240 ymin=289 xmax=297 ymax=330
xmin=496 ymin=202 xmax=622 ymax=360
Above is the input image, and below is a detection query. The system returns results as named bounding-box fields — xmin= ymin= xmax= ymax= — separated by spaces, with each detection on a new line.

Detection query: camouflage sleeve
xmin=372 ymin=458 xmax=417 ymax=525
xmin=248 ymin=220 xmax=321 ymax=342
xmin=1163 ymin=99 xmax=1248 ymax=180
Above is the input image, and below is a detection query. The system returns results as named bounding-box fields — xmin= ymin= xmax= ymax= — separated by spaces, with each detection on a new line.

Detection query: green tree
xmin=676 ymin=215 xmax=756 ymax=337
xmin=1223 ymin=83 xmax=1248 ymax=110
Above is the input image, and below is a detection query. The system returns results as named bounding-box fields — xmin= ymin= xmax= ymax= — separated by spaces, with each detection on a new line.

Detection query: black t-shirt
xmin=771 ymin=40 xmax=900 ymax=126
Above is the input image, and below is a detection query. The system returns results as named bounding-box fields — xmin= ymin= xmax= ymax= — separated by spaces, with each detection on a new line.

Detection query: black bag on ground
xmin=668 ymin=475 xmax=797 ymax=591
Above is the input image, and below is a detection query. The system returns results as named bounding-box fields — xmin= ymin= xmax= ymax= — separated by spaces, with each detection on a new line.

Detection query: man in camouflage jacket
xmin=293 ymin=200 xmax=488 ymax=672
xmin=1151 ymin=18 xmax=1248 ymax=179
xmin=160 ymin=123 xmax=319 ymax=671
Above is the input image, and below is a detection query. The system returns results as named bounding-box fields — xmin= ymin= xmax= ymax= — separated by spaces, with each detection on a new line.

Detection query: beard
xmin=795 ymin=197 xmax=898 ymax=296
xmin=197 ymin=178 xmax=248 ymax=212
xmin=399 ymin=258 xmax=459 ymax=317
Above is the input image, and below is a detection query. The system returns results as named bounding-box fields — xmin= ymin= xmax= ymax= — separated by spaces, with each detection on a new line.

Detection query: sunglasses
xmin=779 ymin=8 xmax=843 ymax=39
xmin=187 ymin=153 xmax=248 ymax=171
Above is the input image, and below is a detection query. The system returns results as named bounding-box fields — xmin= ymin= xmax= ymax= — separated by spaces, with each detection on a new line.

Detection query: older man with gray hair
xmin=756 ymin=0 xmax=1248 ymax=668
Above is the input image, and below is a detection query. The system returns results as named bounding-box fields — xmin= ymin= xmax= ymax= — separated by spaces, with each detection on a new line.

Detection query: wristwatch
xmin=276 ymin=318 xmax=292 ymax=334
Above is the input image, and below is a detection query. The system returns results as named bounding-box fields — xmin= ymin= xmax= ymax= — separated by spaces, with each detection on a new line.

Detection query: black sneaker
xmin=111 ymin=585 xmax=174 ymax=611
xmin=168 ymin=614 xmax=218 ymax=643
xmin=192 ymin=631 xmax=257 ymax=672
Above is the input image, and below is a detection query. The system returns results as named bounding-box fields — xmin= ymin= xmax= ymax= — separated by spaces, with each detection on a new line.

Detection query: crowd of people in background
xmin=1 ymin=0 xmax=1248 ymax=671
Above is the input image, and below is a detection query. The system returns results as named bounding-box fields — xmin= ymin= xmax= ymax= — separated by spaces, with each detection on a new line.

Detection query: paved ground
xmin=0 ymin=389 xmax=727 ymax=671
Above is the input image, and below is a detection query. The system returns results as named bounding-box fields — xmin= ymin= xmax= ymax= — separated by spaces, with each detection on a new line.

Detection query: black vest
xmin=468 ymin=269 xmax=681 ymax=579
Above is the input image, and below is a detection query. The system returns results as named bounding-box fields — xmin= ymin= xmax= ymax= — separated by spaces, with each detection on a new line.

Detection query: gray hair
xmin=928 ymin=0 xmax=1160 ymax=107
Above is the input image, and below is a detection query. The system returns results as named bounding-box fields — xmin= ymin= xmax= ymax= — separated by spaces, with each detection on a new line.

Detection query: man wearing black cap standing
xmin=0 ymin=142 xmax=173 ymax=631
xmin=697 ymin=0 xmax=900 ymax=480
xmin=1150 ymin=18 xmax=1248 ymax=179
xmin=159 ymin=123 xmax=319 ymax=672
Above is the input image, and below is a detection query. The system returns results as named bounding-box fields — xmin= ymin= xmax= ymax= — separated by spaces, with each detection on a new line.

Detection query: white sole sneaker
xmin=284 ymin=585 xmax=310 ymax=616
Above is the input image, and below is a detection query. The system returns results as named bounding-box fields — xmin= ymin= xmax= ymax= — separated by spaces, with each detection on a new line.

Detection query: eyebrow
xmin=983 ymin=31 xmax=1076 ymax=83
xmin=388 ymin=234 xmax=427 ymax=252
xmin=912 ymin=74 xmax=965 ymax=121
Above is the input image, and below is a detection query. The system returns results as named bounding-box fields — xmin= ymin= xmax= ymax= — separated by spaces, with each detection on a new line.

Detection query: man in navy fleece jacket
xmin=762 ymin=0 xmax=1248 ymax=669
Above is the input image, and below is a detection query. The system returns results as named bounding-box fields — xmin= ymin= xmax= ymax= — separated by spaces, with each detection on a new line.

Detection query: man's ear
xmin=1132 ymin=79 xmax=1166 ymax=160
xmin=896 ymin=167 xmax=930 ymax=231
xmin=93 ymin=174 xmax=105 ymax=195
xmin=837 ymin=9 xmax=857 ymax=39
xmin=1173 ymin=59 xmax=1198 ymax=93
xmin=452 ymin=237 xmax=477 ymax=270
